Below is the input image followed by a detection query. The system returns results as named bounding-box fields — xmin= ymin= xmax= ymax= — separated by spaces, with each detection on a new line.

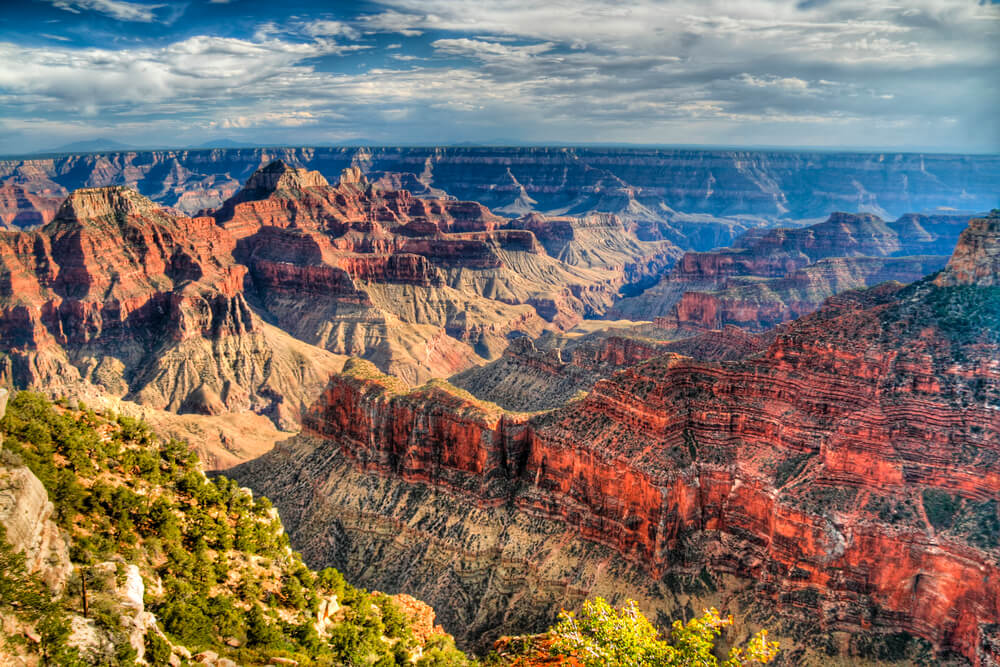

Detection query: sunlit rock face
xmin=232 ymin=215 xmax=1000 ymax=665
xmin=207 ymin=160 xmax=678 ymax=384
xmin=935 ymin=213 xmax=1000 ymax=287
xmin=0 ymin=159 xmax=678 ymax=426
xmin=0 ymin=185 xmax=346 ymax=434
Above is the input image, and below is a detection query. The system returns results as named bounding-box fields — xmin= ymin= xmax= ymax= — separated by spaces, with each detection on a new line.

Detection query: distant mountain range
xmin=34 ymin=138 xmax=136 ymax=154
xmin=2 ymin=146 xmax=998 ymax=230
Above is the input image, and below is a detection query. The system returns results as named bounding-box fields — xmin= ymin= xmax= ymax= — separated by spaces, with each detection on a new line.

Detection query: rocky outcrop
xmin=508 ymin=212 xmax=679 ymax=292
xmin=0 ymin=184 xmax=65 ymax=228
xmin=212 ymin=161 xmax=678 ymax=382
xmin=451 ymin=324 xmax=772 ymax=412
xmin=0 ymin=161 xmax=682 ymax=429
xmin=935 ymin=211 xmax=1000 ymax=286
xmin=232 ymin=215 xmax=1000 ymax=665
xmin=0 ymin=186 xmax=347 ymax=436
xmin=2 ymin=147 xmax=996 ymax=226
xmin=653 ymin=254 xmax=947 ymax=331
xmin=0 ymin=389 xmax=71 ymax=593
xmin=613 ymin=211 xmax=970 ymax=326
xmin=0 ymin=464 xmax=71 ymax=593
xmin=213 ymin=160 xmax=505 ymax=241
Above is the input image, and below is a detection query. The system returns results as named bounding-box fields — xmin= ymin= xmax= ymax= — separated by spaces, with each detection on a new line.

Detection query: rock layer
xmin=213 ymin=161 xmax=677 ymax=383
xmin=613 ymin=211 xmax=970 ymax=328
xmin=3 ymin=147 xmax=996 ymax=227
xmin=0 ymin=185 xmax=347 ymax=434
xmin=232 ymin=213 xmax=1000 ymax=665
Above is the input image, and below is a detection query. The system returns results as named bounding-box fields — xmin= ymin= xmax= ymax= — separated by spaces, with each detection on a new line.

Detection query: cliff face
xmin=213 ymin=161 xmax=677 ymax=383
xmin=450 ymin=325 xmax=768 ymax=412
xmin=3 ymin=147 xmax=996 ymax=230
xmin=0 ymin=390 xmax=71 ymax=594
xmin=0 ymin=462 xmax=72 ymax=593
xmin=613 ymin=211 xmax=969 ymax=328
xmin=936 ymin=213 xmax=1000 ymax=286
xmin=231 ymin=214 xmax=1000 ymax=665
xmin=0 ymin=161 xmax=680 ymax=434
xmin=0 ymin=185 xmax=347 ymax=434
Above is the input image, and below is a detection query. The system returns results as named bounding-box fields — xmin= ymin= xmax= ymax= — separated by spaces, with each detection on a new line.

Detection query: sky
xmin=0 ymin=0 xmax=998 ymax=154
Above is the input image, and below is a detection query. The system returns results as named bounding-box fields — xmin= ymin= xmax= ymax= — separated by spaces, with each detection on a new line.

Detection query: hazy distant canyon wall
xmin=1 ymin=147 xmax=997 ymax=229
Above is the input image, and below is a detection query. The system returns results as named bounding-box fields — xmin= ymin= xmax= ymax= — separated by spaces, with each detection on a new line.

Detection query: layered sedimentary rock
xmin=0 ymin=161 xmax=679 ymax=432
xmin=232 ymin=213 xmax=1000 ymax=665
xmin=3 ymin=147 xmax=996 ymax=229
xmin=214 ymin=160 xmax=677 ymax=383
xmin=657 ymin=254 xmax=948 ymax=331
xmin=0 ymin=184 xmax=65 ymax=228
xmin=0 ymin=185 xmax=347 ymax=433
xmin=613 ymin=211 xmax=969 ymax=327
xmin=451 ymin=324 xmax=768 ymax=412
xmin=936 ymin=212 xmax=1000 ymax=286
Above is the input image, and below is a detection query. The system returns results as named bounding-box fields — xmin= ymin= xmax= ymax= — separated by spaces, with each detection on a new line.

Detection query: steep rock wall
xmin=233 ymin=217 xmax=1000 ymax=664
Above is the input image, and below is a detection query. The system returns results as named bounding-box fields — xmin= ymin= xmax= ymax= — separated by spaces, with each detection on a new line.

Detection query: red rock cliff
xmin=290 ymin=215 xmax=1000 ymax=665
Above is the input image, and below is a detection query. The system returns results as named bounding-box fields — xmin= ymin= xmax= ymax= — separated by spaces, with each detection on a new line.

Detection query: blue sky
xmin=1 ymin=0 xmax=998 ymax=153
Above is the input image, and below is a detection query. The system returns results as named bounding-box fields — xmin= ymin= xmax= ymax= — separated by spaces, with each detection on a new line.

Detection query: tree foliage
xmin=0 ymin=392 xmax=472 ymax=666
xmin=550 ymin=598 xmax=779 ymax=666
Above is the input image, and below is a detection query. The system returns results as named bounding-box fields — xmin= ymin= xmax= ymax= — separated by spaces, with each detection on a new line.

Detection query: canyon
xmin=2 ymin=147 xmax=997 ymax=231
xmin=0 ymin=160 xmax=676 ymax=460
xmin=0 ymin=147 xmax=996 ymax=664
xmin=231 ymin=212 xmax=1000 ymax=665
xmin=612 ymin=211 xmax=971 ymax=329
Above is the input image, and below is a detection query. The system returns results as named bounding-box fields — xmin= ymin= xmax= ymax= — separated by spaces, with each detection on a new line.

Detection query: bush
xmin=145 ymin=631 xmax=173 ymax=666
xmin=550 ymin=598 xmax=778 ymax=666
xmin=0 ymin=392 xmax=466 ymax=665
xmin=923 ymin=488 xmax=960 ymax=530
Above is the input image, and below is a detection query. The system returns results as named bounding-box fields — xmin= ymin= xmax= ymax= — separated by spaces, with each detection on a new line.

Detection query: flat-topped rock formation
xmin=209 ymin=161 xmax=677 ymax=383
xmin=0 ymin=185 xmax=347 ymax=434
xmin=0 ymin=160 xmax=679 ymax=424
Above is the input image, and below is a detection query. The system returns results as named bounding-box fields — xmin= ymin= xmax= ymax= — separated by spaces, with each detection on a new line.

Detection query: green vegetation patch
xmin=0 ymin=391 xmax=471 ymax=666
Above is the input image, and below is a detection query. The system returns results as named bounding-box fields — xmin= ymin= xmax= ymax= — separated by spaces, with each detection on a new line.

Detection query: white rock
xmin=121 ymin=564 xmax=145 ymax=614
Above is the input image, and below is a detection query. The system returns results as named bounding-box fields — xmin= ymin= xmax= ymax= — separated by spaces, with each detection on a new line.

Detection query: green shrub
xmin=922 ymin=488 xmax=960 ymax=530
xmin=0 ymin=392 xmax=466 ymax=665
xmin=550 ymin=597 xmax=778 ymax=667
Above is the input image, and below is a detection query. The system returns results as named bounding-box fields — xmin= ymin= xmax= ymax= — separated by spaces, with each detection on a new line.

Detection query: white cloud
xmin=738 ymin=74 xmax=811 ymax=91
xmin=3 ymin=0 xmax=997 ymax=152
xmin=211 ymin=111 xmax=319 ymax=129
xmin=0 ymin=35 xmax=349 ymax=112
xmin=303 ymin=20 xmax=361 ymax=40
xmin=431 ymin=38 xmax=555 ymax=63
xmin=45 ymin=0 xmax=166 ymax=23
xmin=370 ymin=0 xmax=998 ymax=67
xmin=358 ymin=10 xmax=425 ymax=36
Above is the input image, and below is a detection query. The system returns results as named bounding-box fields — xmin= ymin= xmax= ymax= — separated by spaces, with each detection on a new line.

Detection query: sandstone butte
xmin=0 ymin=183 xmax=349 ymax=445
xmin=231 ymin=212 xmax=1000 ymax=665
